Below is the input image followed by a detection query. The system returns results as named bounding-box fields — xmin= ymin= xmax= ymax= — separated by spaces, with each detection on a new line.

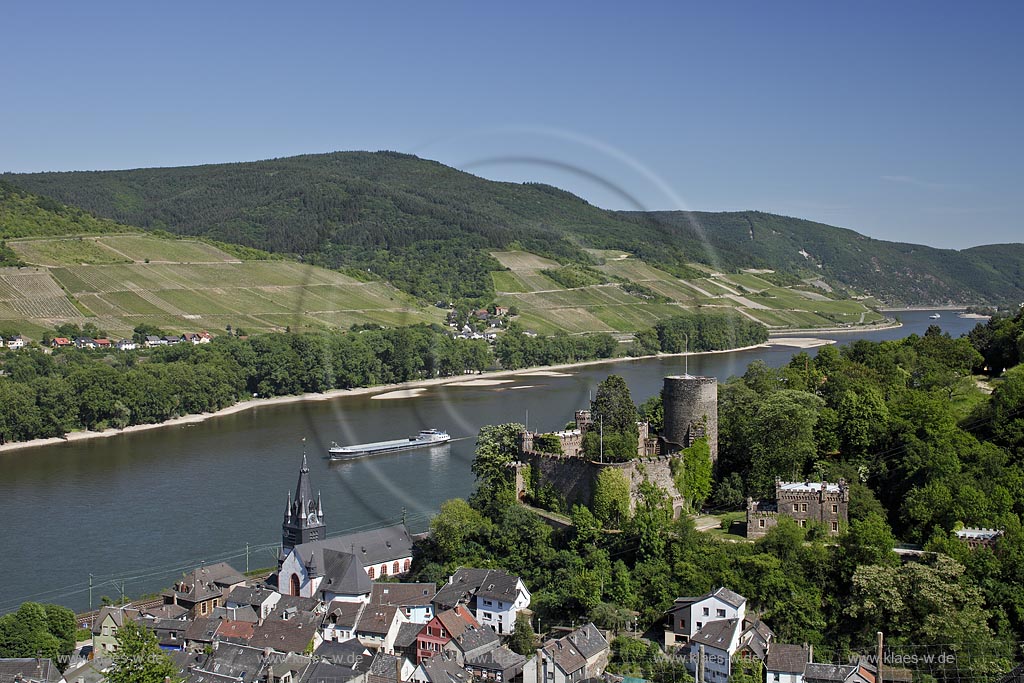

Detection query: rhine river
xmin=0 ymin=310 xmax=979 ymax=613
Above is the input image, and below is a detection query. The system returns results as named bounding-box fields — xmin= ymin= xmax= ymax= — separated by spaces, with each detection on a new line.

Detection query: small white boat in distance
xmin=929 ymin=313 xmax=941 ymax=319
xmin=329 ymin=428 xmax=450 ymax=460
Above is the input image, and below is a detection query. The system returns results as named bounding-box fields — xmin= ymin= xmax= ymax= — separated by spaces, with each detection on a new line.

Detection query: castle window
xmin=832 ymin=522 xmax=839 ymax=532
xmin=758 ymin=519 xmax=765 ymax=528
xmin=793 ymin=504 xmax=799 ymax=512
xmin=832 ymin=504 xmax=838 ymax=514
xmin=799 ymin=520 xmax=806 ymax=528
xmin=801 ymin=503 xmax=808 ymax=512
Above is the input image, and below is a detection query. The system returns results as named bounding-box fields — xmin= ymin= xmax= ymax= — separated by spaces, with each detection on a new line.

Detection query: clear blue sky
xmin=2 ymin=1 xmax=1021 ymax=249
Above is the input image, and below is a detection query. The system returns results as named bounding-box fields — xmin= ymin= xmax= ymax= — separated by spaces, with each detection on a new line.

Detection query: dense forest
xmin=5 ymin=152 xmax=1023 ymax=307
xmin=0 ymin=323 xmax=622 ymax=444
xmin=414 ymin=310 xmax=1024 ymax=677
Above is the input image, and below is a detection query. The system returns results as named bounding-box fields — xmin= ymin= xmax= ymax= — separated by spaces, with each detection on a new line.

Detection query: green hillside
xmin=3 ymin=151 xmax=1021 ymax=308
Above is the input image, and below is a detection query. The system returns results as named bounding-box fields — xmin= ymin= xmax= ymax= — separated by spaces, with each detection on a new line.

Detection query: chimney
xmin=808 ymin=644 xmax=814 ymax=662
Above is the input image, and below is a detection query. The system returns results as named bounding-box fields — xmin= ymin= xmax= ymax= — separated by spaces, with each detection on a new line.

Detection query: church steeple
xmin=282 ymin=451 xmax=326 ymax=552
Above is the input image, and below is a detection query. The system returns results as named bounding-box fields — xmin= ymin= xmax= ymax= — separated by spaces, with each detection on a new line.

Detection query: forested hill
xmin=628 ymin=211 xmax=1024 ymax=307
xmin=5 ymin=152 xmax=1022 ymax=306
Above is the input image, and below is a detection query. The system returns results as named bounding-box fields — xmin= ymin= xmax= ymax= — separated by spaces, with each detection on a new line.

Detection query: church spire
xmin=282 ymin=450 xmax=326 ymax=554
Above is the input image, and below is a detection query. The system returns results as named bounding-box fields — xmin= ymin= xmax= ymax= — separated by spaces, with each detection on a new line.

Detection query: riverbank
xmin=768 ymin=318 xmax=902 ymax=336
xmin=0 ymin=342 xmax=772 ymax=455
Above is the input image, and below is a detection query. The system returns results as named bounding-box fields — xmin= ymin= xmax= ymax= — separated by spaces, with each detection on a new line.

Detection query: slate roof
xmin=711 ymin=587 xmax=746 ymax=609
xmin=368 ymin=652 xmax=404 ymax=683
xmin=804 ymin=663 xmax=860 ymax=683
xmin=357 ymin=605 xmax=401 ymax=636
xmin=543 ymin=636 xmax=586 ymax=675
xmin=689 ymin=619 xmax=739 ymax=651
xmin=315 ymin=639 xmax=374 ymax=669
xmin=290 ymin=524 xmax=414 ymax=573
xmin=249 ymin=611 xmax=320 ymax=653
xmin=184 ymin=616 xmax=219 ymax=644
xmin=325 ymin=600 xmax=365 ymax=630
xmin=434 ymin=569 xmax=524 ymax=608
xmin=394 ymin=621 xmax=424 ymax=649
xmin=371 ymin=582 xmax=437 ymax=606
xmin=766 ymin=644 xmax=810 ymax=674
xmin=466 ymin=644 xmax=527 ymax=671
xmin=308 ymin=659 xmax=366 ymax=683
xmin=61 ymin=656 xmax=113 ymax=683
xmin=321 ymin=549 xmax=374 ymax=596
xmin=565 ymin=623 xmax=608 ymax=660
xmin=273 ymin=593 xmax=322 ymax=614
xmin=187 ymin=643 xmax=267 ymax=683
xmin=141 ymin=603 xmax=189 ymax=620
xmin=211 ymin=605 xmax=259 ymax=623
xmin=227 ymin=584 xmax=278 ymax=607
xmin=163 ymin=562 xmax=245 ymax=603
xmin=448 ymin=624 xmax=500 ymax=657
xmin=0 ymin=658 xmax=63 ymax=682
xmin=418 ymin=654 xmax=474 ymax=683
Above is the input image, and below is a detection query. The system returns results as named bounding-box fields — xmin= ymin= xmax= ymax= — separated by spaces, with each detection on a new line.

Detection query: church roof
xmin=289 ymin=524 xmax=414 ymax=572
xmin=321 ymin=549 xmax=373 ymax=596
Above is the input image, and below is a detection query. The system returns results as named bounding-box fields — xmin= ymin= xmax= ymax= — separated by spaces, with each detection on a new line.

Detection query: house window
xmin=702 ymin=607 xmax=709 ymax=616
xmin=696 ymin=621 xmax=703 ymax=629
xmin=200 ymin=602 xmax=208 ymax=615
xmin=679 ymin=618 xmax=686 ymax=629
xmin=368 ymin=567 xmax=375 ymax=579
xmin=716 ymin=609 xmax=725 ymax=617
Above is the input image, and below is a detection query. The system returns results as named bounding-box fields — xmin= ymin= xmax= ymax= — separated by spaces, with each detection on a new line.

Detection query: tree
xmin=591 ymin=375 xmax=638 ymax=436
xmin=107 ymin=621 xmax=183 ymax=683
xmin=0 ymin=602 xmax=70 ymax=663
xmin=507 ymin=613 xmax=537 ymax=655
xmin=592 ymin=468 xmax=631 ymax=529
xmin=672 ymin=438 xmax=712 ymax=512
xmin=431 ymin=499 xmax=491 ymax=557
xmin=470 ymin=423 xmax=526 ymax=498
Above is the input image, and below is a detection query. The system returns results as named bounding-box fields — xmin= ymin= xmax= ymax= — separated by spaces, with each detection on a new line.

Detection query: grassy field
xmin=492 ymin=250 xmax=882 ymax=335
xmin=2 ymin=235 xmax=441 ymax=338
xmin=0 ymin=237 xmax=884 ymax=342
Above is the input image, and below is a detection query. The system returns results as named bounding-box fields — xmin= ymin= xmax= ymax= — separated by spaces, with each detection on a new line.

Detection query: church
xmin=277 ymin=454 xmax=415 ymax=599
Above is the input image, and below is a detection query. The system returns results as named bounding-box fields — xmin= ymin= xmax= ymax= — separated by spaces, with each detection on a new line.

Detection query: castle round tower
xmin=662 ymin=375 xmax=718 ymax=462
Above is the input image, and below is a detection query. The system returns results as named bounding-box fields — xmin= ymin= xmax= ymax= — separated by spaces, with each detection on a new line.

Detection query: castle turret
xmin=662 ymin=375 xmax=718 ymax=462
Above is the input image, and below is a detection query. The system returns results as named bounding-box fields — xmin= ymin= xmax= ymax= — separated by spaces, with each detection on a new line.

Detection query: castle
xmin=746 ymin=478 xmax=850 ymax=538
xmin=513 ymin=374 xmax=718 ymax=517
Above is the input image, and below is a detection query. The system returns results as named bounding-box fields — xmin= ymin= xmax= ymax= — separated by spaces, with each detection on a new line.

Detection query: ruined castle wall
xmin=516 ymin=453 xmax=687 ymax=518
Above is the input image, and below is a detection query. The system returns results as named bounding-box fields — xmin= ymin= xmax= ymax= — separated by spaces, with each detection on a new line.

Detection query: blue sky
xmin=2 ymin=1 xmax=1021 ymax=249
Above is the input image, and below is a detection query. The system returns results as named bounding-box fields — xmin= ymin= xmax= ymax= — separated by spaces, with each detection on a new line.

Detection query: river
xmin=0 ymin=310 xmax=980 ymax=613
